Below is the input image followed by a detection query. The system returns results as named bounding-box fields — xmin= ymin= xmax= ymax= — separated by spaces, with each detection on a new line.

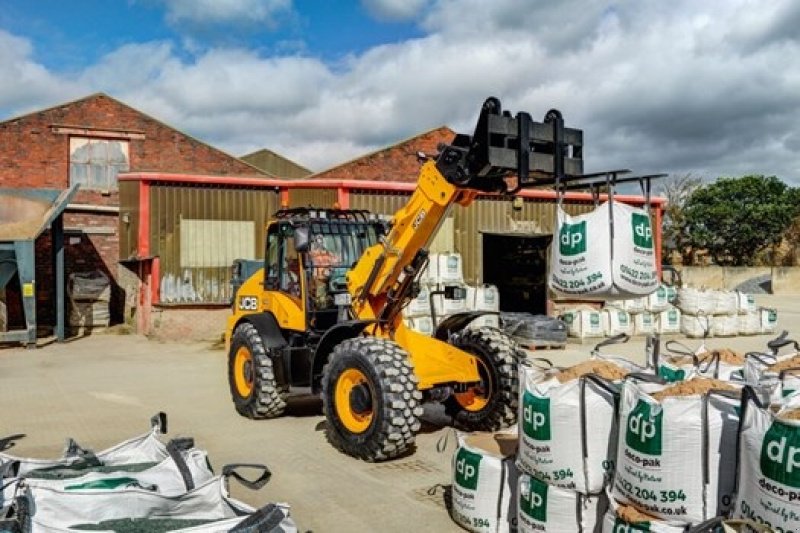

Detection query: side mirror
xmin=294 ymin=226 xmax=310 ymax=252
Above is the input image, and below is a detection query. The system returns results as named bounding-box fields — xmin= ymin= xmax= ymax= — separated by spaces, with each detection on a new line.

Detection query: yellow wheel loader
xmin=225 ymin=97 xmax=585 ymax=461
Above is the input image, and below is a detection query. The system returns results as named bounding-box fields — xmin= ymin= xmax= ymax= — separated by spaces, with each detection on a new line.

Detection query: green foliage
xmin=682 ymin=175 xmax=799 ymax=266
xmin=660 ymin=174 xmax=702 ymax=264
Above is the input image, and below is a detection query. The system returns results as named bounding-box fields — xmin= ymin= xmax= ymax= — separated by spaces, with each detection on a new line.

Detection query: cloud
xmin=361 ymin=0 xmax=430 ymax=22
xmin=1 ymin=0 xmax=799 ymax=183
xmin=162 ymin=0 xmax=292 ymax=28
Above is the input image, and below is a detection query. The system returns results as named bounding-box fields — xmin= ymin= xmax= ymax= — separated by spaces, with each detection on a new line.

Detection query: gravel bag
xmin=517 ymin=473 xmax=606 ymax=533
xmin=655 ymin=307 xmax=681 ymax=335
xmin=561 ymin=309 xmax=604 ymax=339
xmin=612 ymin=379 xmax=741 ymax=524
xmin=675 ymin=287 xmax=716 ymax=316
xmin=601 ymin=498 xmax=687 ymax=532
xmin=657 ymin=342 xmax=745 ymax=383
xmin=450 ymin=430 xmax=519 ymax=533
xmin=549 ymin=202 xmax=658 ymax=299
xmin=602 ymin=308 xmax=634 ymax=337
xmin=518 ymin=363 xmax=621 ymax=495
xmin=733 ymin=389 xmax=800 ymax=532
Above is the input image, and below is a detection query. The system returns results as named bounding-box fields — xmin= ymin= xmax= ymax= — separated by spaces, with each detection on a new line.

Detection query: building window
xmin=69 ymin=137 xmax=129 ymax=190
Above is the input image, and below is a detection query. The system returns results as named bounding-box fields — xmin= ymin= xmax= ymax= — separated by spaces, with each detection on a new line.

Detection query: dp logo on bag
xmin=455 ymin=447 xmax=482 ymax=490
xmin=760 ymin=420 xmax=800 ymax=489
xmin=520 ymin=476 xmax=548 ymax=522
xmin=522 ymin=391 xmax=551 ymax=440
xmin=626 ymin=400 xmax=662 ymax=456
xmin=612 ymin=518 xmax=651 ymax=532
xmin=559 ymin=221 xmax=586 ymax=256
xmin=632 ymin=213 xmax=653 ymax=249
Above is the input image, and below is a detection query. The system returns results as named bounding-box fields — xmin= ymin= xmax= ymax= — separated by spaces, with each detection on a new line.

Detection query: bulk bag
xmin=518 ymin=361 xmax=624 ymax=495
xmin=549 ymin=202 xmax=658 ymax=299
xmin=601 ymin=498 xmax=687 ymax=532
xmin=517 ymin=473 xmax=606 ymax=533
xmin=613 ymin=379 xmax=741 ymax=524
xmin=733 ymin=390 xmax=800 ymax=533
xmin=450 ymin=430 xmax=518 ymax=533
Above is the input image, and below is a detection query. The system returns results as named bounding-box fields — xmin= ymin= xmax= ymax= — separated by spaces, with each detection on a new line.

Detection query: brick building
xmin=0 ymin=93 xmax=267 ymax=331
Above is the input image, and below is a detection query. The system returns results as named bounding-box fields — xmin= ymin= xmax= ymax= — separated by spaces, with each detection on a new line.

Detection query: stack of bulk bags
xmin=561 ymin=308 xmax=604 ymax=339
xmin=450 ymin=430 xmax=518 ymax=533
xmin=601 ymin=307 xmax=634 ymax=337
xmin=515 ymin=357 xmax=642 ymax=532
xmin=735 ymin=291 xmax=760 ymax=336
xmin=549 ymin=200 xmax=659 ymax=300
xmin=403 ymin=285 xmax=434 ymax=335
xmin=68 ymin=270 xmax=111 ymax=329
xmin=733 ymin=390 xmax=800 ymax=532
xmin=675 ymin=287 xmax=714 ymax=339
xmin=612 ymin=378 xmax=742 ymax=528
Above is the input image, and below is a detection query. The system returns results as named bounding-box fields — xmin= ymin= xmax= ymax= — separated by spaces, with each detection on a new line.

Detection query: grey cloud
xmin=361 ymin=0 xmax=430 ymax=22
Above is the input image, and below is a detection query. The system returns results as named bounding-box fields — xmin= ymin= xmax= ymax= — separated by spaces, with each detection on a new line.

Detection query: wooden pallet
xmin=514 ymin=338 xmax=567 ymax=351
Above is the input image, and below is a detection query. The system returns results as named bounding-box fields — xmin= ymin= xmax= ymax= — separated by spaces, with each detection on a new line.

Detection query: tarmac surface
xmin=1 ymin=294 xmax=799 ymax=532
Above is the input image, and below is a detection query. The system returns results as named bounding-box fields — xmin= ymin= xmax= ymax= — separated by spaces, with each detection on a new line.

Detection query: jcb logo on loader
xmin=238 ymin=296 xmax=259 ymax=311
xmin=520 ymin=476 xmax=548 ymax=522
xmin=632 ymin=213 xmax=653 ymax=249
xmin=522 ymin=391 xmax=551 ymax=440
xmin=626 ymin=400 xmax=662 ymax=456
xmin=761 ymin=421 xmax=800 ymax=488
xmin=559 ymin=221 xmax=586 ymax=256
xmin=455 ymin=448 xmax=482 ymax=490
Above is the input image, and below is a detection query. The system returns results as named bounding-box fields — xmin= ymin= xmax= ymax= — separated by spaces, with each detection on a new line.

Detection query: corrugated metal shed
xmin=119 ymin=173 xmax=664 ymax=306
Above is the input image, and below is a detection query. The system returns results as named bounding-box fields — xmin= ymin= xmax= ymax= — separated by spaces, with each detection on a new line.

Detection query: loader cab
xmin=263 ymin=209 xmax=387 ymax=333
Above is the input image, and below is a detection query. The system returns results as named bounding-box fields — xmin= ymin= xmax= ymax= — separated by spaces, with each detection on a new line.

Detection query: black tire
xmin=444 ymin=327 xmax=519 ymax=431
xmin=228 ymin=322 xmax=287 ymax=419
xmin=322 ymin=337 xmax=423 ymax=462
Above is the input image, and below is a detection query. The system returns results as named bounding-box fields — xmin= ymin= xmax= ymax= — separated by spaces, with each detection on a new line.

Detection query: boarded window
xmin=69 ymin=137 xmax=130 ymax=190
xmin=180 ymin=219 xmax=256 ymax=268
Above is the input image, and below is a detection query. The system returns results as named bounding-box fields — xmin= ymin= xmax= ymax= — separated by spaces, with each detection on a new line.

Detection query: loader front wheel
xmin=445 ymin=327 xmax=519 ymax=431
xmin=322 ymin=337 xmax=423 ymax=462
xmin=228 ymin=322 xmax=287 ymax=419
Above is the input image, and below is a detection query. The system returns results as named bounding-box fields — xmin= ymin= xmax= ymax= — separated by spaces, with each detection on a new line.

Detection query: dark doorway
xmin=482 ymin=233 xmax=552 ymax=315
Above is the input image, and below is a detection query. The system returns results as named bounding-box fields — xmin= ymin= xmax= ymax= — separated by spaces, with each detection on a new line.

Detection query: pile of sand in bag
xmin=651 ymin=378 xmax=738 ymax=401
xmin=556 ymin=360 xmax=629 ymax=383
xmin=666 ymin=348 xmax=744 ymax=367
xmin=615 ymin=503 xmax=660 ymax=524
xmin=768 ymin=354 xmax=800 ymax=374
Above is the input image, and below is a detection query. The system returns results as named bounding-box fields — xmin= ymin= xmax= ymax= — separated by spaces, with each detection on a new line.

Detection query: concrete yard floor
xmin=1 ymin=294 xmax=799 ymax=532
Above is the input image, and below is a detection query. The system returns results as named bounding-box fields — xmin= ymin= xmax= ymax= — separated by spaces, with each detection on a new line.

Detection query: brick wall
xmin=150 ymin=307 xmax=229 ymax=343
xmin=0 ymin=93 xmax=267 ymax=332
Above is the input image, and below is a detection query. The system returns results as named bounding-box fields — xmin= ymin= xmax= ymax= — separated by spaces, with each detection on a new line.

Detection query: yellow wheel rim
xmin=335 ymin=368 xmax=374 ymax=433
xmin=234 ymin=346 xmax=254 ymax=397
xmin=454 ymin=359 xmax=492 ymax=412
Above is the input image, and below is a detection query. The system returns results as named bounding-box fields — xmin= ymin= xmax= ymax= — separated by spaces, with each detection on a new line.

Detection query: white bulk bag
xmin=737 ymin=312 xmax=761 ymax=336
xmin=655 ymin=307 xmax=681 ymax=334
xmin=549 ymin=202 xmax=659 ymax=299
xmin=474 ymin=284 xmax=500 ymax=312
xmin=733 ymin=391 xmax=800 ymax=533
xmin=437 ymin=252 xmax=464 ymax=284
xmin=676 ymin=287 xmax=715 ymax=316
xmin=601 ymin=307 xmax=634 ymax=337
xmin=431 ymin=285 xmax=468 ymax=316
xmin=713 ymin=290 xmax=738 ymax=316
xmin=711 ymin=315 xmax=739 ymax=337
xmin=645 ymin=285 xmax=671 ymax=313
xmin=451 ymin=431 xmax=518 ymax=533
xmin=612 ymin=380 xmax=740 ymax=524
xmin=736 ymin=291 xmax=756 ymax=314
xmin=619 ymin=297 xmax=646 ymax=314
xmin=680 ymin=314 xmax=712 ymax=339
xmin=517 ymin=473 xmax=605 ymax=533
xmin=518 ymin=364 xmax=617 ymax=495
xmin=405 ymin=285 xmax=431 ymax=317
xmin=561 ymin=309 xmax=604 ymax=339
xmin=760 ymin=307 xmax=778 ymax=334
xmin=634 ymin=312 xmax=655 ymax=336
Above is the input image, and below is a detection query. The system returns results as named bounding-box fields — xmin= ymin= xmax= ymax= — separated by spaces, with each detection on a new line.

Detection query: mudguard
xmin=237 ymin=312 xmax=287 ymax=349
xmin=433 ymin=311 xmax=497 ymax=341
xmin=310 ymin=320 xmax=375 ymax=392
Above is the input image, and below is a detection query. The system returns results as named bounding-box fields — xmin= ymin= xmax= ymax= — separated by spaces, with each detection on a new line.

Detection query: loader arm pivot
xmin=346 ymin=97 xmax=584 ymax=330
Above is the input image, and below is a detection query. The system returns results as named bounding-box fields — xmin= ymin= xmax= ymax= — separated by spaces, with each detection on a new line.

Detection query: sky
xmin=1 ymin=0 xmax=799 ymax=185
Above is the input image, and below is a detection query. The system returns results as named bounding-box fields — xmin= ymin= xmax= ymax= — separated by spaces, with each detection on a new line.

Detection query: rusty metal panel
xmin=289 ymin=188 xmax=336 ymax=209
xmin=149 ymin=183 xmax=278 ymax=305
xmin=118 ymin=180 xmax=139 ymax=260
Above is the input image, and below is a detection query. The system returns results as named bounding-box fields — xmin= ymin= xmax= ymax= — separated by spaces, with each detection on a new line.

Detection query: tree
xmin=659 ymin=174 xmax=702 ymax=264
xmin=682 ymin=175 xmax=799 ymax=266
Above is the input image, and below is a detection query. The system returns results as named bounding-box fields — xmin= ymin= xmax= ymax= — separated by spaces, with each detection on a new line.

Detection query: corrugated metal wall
xmin=118 ymin=180 xmax=139 ymax=261
xmin=149 ymin=184 xmax=279 ymax=304
xmin=289 ymin=188 xmax=337 ymax=209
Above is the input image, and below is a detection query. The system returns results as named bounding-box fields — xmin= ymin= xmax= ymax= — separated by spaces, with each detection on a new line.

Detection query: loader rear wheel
xmin=228 ymin=322 xmax=287 ymax=419
xmin=445 ymin=327 xmax=519 ymax=431
xmin=322 ymin=337 xmax=423 ymax=462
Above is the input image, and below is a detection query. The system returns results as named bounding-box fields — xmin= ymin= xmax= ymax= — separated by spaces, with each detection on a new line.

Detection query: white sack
xmin=711 ymin=315 xmax=739 ymax=337
xmin=451 ymin=431 xmax=519 ymax=533
xmin=645 ymin=285 xmax=671 ymax=313
xmin=736 ymin=291 xmax=756 ymax=315
xmin=733 ymin=392 xmax=800 ymax=532
xmin=760 ymin=308 xmax=778 ymax=334
xmin=680 ymin=314 xmax=712 ymax=339
xmin=549 ymin=202 xmax=659 ymax=299
xmin=405 ymin=285 xmax=431 ymax=317
xmin=634 ymin=312 xmax=655 ymax=336
xmin=655 ymin=307 xmax=681 ymax=335
xmin=474 ymin=284 xmax=500 ymax=312
xmin=518 ymin=364 xmax=617 ymax=495
xmin=737 ymin=312 xmax=761 ymax=336
xmin=676 ymin=287 xmax=715 ymax=316
xmin=602 ymin=308 xmax=634 ymax=337
xmin=619 ymin=297 xmax=646 ymax=315
xmin=517 ymin=473 xmax=605 ymax=533
xmin=437 ymin=252 xmax=464 ymax=283
xmin=562 ymin=309 xmax=604 ymax=339
xmin=713 ymin=290 xmax=739 ymax=316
